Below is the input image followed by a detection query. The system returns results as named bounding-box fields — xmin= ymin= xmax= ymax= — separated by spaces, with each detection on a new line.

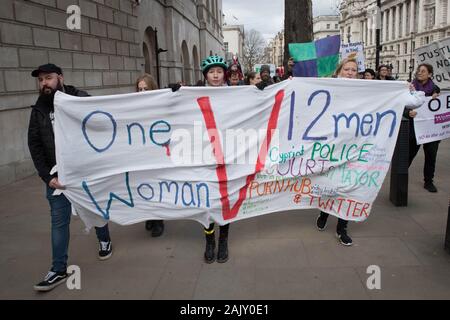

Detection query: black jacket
xmin=28 ymin=85 xmax=89 ymax=185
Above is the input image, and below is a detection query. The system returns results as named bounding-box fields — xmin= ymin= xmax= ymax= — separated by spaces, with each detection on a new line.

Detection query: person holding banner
xmin=28 ymin=64 xmax=113 ymax=292
xmin=200 ymin=55 xmax=231 ymax=263
xmin=136 ymin=74 xmax=165 ymax=237
xmin=406 ymin=63 xmax=441 ymax=193
xmin=316 ymin=58 xmax=359 ymax=246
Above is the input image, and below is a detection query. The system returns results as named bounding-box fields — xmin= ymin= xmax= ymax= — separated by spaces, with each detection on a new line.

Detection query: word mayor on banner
xmin=414 ymin=92 xmax=450 ymax=144
xmin=415 ymin=37 xmax=450 ymax=89
xmin=340 ymin=42 xmax=365 ymax=73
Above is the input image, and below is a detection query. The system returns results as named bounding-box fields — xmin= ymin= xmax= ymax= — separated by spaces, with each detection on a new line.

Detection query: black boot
xmin=204 ymin=231 xmax=216 ymax=264
xmin=151 ymin=220 xmax=164 ymax=237
xmin=217 ymin=225 xmax=229 ymax=263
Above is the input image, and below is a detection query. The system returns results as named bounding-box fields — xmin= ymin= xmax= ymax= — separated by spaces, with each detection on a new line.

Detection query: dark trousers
xmin=46 ymin=186 xmax=110 ymax=272
xmin=409 ymin=124 xmax=440 ymax=183
xmin=320 ymin=211 xmax=348 ymax=231
xmin=204 ymin=223 xmax=229 ymax=238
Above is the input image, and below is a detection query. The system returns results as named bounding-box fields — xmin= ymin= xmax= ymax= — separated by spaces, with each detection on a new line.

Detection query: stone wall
xmin=0 ymin=0 xmax=142 ymax=186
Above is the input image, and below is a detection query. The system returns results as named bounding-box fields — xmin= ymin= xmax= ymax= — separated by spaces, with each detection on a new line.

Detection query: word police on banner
xmin=415 ymin=37 xmax=450 ymax=89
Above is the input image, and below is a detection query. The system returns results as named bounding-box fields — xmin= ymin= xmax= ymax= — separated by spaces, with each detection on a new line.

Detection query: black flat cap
xmin=31 ymin=64 xmax=63 ymax=77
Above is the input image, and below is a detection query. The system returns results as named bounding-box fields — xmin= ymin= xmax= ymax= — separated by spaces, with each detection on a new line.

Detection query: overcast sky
xmin=222 ymin=0 xmax=339 ymax=42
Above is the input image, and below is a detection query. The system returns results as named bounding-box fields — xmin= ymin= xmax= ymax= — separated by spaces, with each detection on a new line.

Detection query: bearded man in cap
xmin=256 ymin=64 xmax=275 ymax=90
xmin=28 ymin=64 xmax=113 ymax=292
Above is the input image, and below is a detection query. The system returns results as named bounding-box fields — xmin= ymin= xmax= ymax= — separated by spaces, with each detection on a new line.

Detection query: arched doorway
xmin=143 ymin=27 xmax=156 ymax=77
xmin=192 ymin=45 xmax=200 ymax=83
xmin=181 ymin=41 xmax=191 ymax=85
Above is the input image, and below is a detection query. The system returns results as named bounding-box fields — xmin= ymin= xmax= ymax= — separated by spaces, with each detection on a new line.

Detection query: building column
xmin=410 ymin=0 xmax=416 ymax=34
xmin=417 ymin=0 xmax=424 ymax=32
xmin=383 ymin=10 xmax=388 ymax=42
xmin=402 ymin=2 xmax=408 ymax=37
xmin=437 ymin=0 xmax=444 ymax=27
xmin=447 ymin=0 xmax=450 ymax=25
xmin=395 ymin=5 xmax=401 ymax=39
xmin=389 ymin=7 xmax=395 ymax=41
xmin=362 ymin=19 xmax=365 ymax=44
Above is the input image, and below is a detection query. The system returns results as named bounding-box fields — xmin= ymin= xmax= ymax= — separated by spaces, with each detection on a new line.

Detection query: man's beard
xmin=39 ymin=82 xmax=63 ymax=107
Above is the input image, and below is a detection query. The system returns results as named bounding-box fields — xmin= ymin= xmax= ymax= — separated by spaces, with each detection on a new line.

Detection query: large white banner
xmin=54 ymin=78 xmax=422 ymax=228
xmin=414 ymin=92 xmax=450 ymax=144
xmin=415 ymin=37 xmax=450 ymax=89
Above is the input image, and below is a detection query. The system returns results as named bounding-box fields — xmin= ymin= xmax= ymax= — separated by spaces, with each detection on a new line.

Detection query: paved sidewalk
xmin=1 ymin=140 xmax=449 ymax=300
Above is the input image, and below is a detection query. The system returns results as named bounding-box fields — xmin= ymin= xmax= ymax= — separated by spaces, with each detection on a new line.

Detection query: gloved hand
xmin=171 ymin=83 xmax=182 ymax=92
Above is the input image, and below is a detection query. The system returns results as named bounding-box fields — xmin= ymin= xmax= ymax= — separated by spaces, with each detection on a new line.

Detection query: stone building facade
xmin=268 ymin=31 xmax=284 ymax=68
xmin=340 ymin=0 xmax=450 ymax=79
xmin=313 ymin=15 xmax=340 ymax=40
xmin=223 ymin=24 xmax=244 ymax=64
xmin=0 ymin=0 xmax=223 ymax=186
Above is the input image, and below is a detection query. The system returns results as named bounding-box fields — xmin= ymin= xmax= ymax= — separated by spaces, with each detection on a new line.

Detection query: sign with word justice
xmin=54 ymin=78 xmax=423 ymax=228
xmin=414 ymin=92 xmax=450 ymax=144
xmin=415 ymin=37 xmax=450 ymax=89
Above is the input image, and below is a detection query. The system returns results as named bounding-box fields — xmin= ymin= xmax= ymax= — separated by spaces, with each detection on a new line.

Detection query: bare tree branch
xmin=243 ymin=29 xmax=269 ymax=73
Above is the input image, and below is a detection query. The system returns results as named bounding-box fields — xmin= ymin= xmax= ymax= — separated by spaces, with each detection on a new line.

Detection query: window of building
xmin=335 ymin=24 xmax=338 ymax=29
xmin=426 ymin=8 xmax=435 ymax=29
xmin=397 ymin=44 xmax=400 ymax=55
xmin=327 ymin=24 xmax=330 ymax=29
xmin=224 ymin=42 xmax=228 ymax=52
xmin=404 ymin=42 xmax=408 ymax=54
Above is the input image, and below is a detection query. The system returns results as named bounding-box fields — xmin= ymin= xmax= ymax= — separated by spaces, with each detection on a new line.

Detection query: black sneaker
xmin=336 ymin=230 xmax=353 ymax=246
xmin=33 ymin=270 xmax=68 ymax=292
xmin=99 ymin=241 xmax=113 ymax=260
xmin=316 ymin=213 xmax=328 ymax=231
xmin=151 ymin=220 xmax=164 ymax=237
xmin=424 ymin=182 xmax=437 ymax=193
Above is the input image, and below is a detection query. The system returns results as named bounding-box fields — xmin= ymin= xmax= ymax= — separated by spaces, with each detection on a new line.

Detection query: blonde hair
xmin=334 ymin=58 xmax=358 ymax=78
xmin=135 ymin=73 xmax=158 ymax=91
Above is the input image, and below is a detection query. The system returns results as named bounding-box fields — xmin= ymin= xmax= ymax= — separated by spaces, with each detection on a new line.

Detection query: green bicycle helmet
xmin=201 ymin=55 xmax=228 ymax=76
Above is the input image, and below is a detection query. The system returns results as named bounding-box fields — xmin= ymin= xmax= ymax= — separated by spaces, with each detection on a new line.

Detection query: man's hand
xmin=432 ymin=92 xmax=440 ymax=99
xmin=409 ymin=110 xmax=418 ymax=118
xmin=49 ymin=178 xmax=66 ymax=190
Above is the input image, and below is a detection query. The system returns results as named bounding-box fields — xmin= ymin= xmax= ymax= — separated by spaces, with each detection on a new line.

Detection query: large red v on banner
xmin=197 ymin=90 xmax=285 ymax=221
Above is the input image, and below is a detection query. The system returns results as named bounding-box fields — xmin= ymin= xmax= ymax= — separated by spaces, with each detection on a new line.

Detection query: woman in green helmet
xmin=200 ymin=55 xmax=230 ymax=263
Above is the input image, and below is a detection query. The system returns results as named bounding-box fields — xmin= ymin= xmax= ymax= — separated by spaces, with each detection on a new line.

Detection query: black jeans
xmin=409 ymin=123 xmax=440 ymax=184
xmin=320 ymin=211 xmax=348 ymax=231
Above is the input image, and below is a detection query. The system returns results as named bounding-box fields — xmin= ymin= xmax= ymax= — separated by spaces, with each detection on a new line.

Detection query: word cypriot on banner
xmin=54 ymin=78 xmax=423 ymax=228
